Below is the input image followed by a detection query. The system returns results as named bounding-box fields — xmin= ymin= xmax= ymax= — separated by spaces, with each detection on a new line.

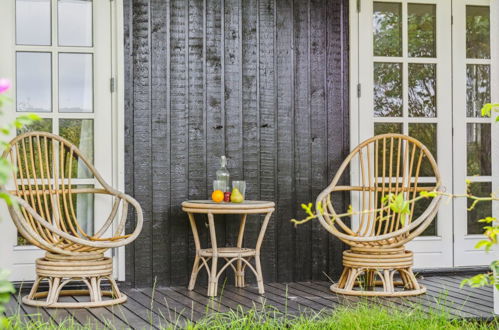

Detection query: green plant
xmin=0 ymin=79 xmax=39 ymax=329
xmin=292 ymin=102 xmax=499 ymax=293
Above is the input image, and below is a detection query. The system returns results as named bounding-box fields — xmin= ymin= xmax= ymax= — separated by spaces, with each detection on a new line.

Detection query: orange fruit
xmin=211 ymin=190 xmax=224 ymax=203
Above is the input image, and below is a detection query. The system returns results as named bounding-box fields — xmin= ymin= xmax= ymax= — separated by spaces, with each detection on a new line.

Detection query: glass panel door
xmin=357 ymin=0 xmax=453 ymax=268
xmin=453 ymin=0 xmax=498 ymax=266
xmin=0 ymin=0 xmax=113 ymax=281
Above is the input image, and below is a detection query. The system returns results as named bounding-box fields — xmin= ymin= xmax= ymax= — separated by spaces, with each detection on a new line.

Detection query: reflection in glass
xmin=467 ymin=182 xmax=491 ymax=235
xmin=59 ymin=119 xmax=94 ymax=179
xmin=374 ymin=123 xmax=402 ymax=135
xmin=409 ymin=64 xmax=436 ymax=117
xmin=414 ymin=184 xmax=437 ymax=236
xmin=373 ymin=2 xmax=402 ymax=57
xmin=59 ymin=54 xmax=93 ymax=113
xmin=466 ymin=6 xmax=490 ymax=59
xmin=73 ymin=185 xmax=95 ymax=236
xmin=17 ymin=184 xmax=95 ymax=245
xmin=409 ymin=123 xmax=437 ymax=177
xmin=374 ymin=124 xmax=402 ymax=177
xmin=16 ymin=0 xmax=51 ymax=45
xmin=374 ymin=62 xmax=403 ymax=117
xmin=16 ymin=52 xmax=52 ymax=112
xmin=58 ymin=0 xmax=93 ymax=47
xmin=17 ymin=118 xmax=52 ymax=135
xmin=467 ymin=123 xmax=491 ymax=176
xmin=408 ymin=4 xmax=436 ymax=58
xmin=15 ymin=121 xmax=53 ymax=179
xmin=467 ymin=64 xmax=490 ymax=117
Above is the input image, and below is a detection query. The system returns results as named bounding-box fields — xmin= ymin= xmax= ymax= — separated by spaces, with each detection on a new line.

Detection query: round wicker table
xmin=182 ymin=200 xmax=275 ymax=297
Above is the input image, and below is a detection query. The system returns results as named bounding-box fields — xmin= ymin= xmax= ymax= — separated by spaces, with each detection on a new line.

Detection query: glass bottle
xmin=216 ymin=155 xmax=230 ymax=192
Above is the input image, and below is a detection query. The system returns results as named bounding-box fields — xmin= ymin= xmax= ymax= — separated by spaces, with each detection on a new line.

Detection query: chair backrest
xmin=316 ymin=134 xmax=442 ymax=247
xmin=2 ymin=132 xmax=111 ymax=251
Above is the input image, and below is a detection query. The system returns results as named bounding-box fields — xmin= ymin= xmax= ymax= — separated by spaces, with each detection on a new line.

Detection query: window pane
xmin=59 ymin=53 xmax=93 ymax=113
xmin=467 ymin=182 xmax=492 ymax=235
xmin=409 ymin=63 xmax=436 ymax=117
xmin=373 ymin=2 xmax=402 ymax=57
xmin=16 ymin=0 xmax=51 ymax=45
xmin=17 ymin=118 xmax=53 ymax=135
xmin=374 ymin=62 xmax=403 ymax=117
xmin=466 ymin=64 xmax=490 ymax=117
xmin=59 ymin=119 xmax=94 ymax=179
xmin=414 ymin=183 xmax=438 ymax=236
xmin=408 ymin=4 xmax=436 ymax=58
xmin=467 ymin=123 xmax=491 ymax=176
xmin=374 ymin=123 xmax=403 ymax=135
xmin=466 ymin=6 xmax=490 ymax=59
xmin=58 ymin=0 xmax=93 ymax=47
xmin=16 ymin=52 xmax=52 ymax=113
xmin=409 ymin=123 xmax=437 ymax=177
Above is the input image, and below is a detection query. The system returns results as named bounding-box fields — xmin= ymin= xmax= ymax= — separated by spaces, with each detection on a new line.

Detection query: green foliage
xmin=3 ymin=301 xmax=497 ymax=329
xmin=481 ymin=103 xmax=499 ymax=122
xmin=0 ymin=80 xmax=39 ymax=328
xmin=382 ymin=193 xmax=411 ymax=224
xmin=461 ymin=261 xmax=499 ymax=291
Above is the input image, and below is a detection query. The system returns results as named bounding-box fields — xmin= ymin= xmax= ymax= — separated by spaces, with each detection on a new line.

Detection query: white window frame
xmin=0 ymin=0 xmax=125 ymax=282
xmin=350 ymin=0 xmax=498 ymax=269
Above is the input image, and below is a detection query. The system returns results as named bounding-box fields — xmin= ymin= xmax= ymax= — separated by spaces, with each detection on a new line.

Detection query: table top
xmin=182 ymin=200 xmax=275 ymax=211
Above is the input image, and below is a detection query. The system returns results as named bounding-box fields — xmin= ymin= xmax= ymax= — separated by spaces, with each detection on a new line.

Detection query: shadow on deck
xmin=4 ymin=274 xmax=496 ymax=329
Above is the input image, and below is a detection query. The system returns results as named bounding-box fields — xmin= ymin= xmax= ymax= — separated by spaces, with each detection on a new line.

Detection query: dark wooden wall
xmin=124 ymin=0 xmax=350 ymax=288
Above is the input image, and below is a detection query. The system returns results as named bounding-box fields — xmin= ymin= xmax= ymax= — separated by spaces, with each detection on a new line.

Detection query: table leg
xmin=187 ymin=213 xmax=201 ymax=291
xmin=207 ymin=213 xmax=218 ymax=297
xmin=254 ymin=211 xmax=273 ymax=295
xmin=235 ymin=213 xmax=247 ymax=288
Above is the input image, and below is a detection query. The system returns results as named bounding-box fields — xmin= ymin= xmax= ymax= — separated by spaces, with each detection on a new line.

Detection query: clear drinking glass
xmin=232 ymin=181 xmax=246 ymax=199
xmin=213 ymin=180 xmax=227 ymax=192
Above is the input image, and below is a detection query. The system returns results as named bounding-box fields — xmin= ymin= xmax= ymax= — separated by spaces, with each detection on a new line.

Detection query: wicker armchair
xmin=1 ymin=132 xmax=143 ymax=308
xmin=316 ymin=134 xmax=443 ymax=296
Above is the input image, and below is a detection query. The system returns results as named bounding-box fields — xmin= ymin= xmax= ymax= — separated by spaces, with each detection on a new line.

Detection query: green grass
xmin=2 ymin=301 xmax=497 ymax=330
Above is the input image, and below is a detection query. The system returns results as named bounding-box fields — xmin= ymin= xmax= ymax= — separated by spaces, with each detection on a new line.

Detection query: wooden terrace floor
xmin=4 ymin=274 xmax=496 ymax=329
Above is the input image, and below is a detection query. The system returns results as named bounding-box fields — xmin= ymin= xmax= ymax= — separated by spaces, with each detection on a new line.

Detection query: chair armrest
xmin=9 ymin=193 xmax=143 ymax=250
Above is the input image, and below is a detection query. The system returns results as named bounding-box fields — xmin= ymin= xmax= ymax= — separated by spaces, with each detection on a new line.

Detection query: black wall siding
xmin=125 ymin=0 xmax=349 ymax=287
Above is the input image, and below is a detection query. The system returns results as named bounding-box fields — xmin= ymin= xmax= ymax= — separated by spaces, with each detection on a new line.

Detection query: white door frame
xmin=0 ymin=0 xmax=125 ymax=282
xmin=452 ymin=0 xmax=499 ymax=266
xmin=350 ymin=0 xmax=498 ymax=269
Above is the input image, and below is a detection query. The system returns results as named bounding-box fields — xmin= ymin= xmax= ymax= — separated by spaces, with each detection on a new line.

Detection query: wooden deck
xmin=4 ymin=275 xmax=496 ymax=329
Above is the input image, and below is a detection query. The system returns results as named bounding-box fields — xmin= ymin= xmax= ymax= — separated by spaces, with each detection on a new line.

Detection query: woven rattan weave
xmin=1 ymin=132 xmax=143 ymax=308
xmin=316 ymin=134 xmax=443 ymax=296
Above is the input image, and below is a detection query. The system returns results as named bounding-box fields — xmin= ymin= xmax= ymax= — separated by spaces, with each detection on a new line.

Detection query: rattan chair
xmin=1 ymin=132 xmax=143 ymax=308
xmin=316 ymin=134 xmax=443 ymax=296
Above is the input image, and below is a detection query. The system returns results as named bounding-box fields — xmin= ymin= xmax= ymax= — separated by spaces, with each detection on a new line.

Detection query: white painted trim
xmin=112 ymin=0 xmax=126 ymax=282
xmin=0 ymin=0 xmax=124 ymax=281
xmin=351 ymin=0 xmax=454 ymax=268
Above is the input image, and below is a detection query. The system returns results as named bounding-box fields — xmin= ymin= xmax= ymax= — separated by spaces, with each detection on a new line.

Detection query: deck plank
xmin=6 ymin=274 xmax=496 ymax=328
xmin=121 ymin=288 xmax=164 ymax=329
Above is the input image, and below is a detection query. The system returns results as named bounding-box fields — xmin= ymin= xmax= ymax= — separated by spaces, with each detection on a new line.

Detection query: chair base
xmin=332 ymin=247 xmax=426 ymax=297
xmin=23 ymin=253 xmax=126 ymax=308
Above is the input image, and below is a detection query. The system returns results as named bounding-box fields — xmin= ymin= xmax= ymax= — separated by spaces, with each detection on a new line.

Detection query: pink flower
xmin=0 ymin=79 xmax=11 ymax=94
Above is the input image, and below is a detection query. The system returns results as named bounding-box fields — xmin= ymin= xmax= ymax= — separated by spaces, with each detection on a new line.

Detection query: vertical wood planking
xmin=258 ymin=0 xmax=277 ymax=282
xmin=293 ymin=0 xmax=312 ymax=281
xmin=224 ymin=0 xmax=243 ymax=252
xmin=124 ymin=0 xmax=350 ymax=287
xmin=169 ymin=0 xmax=190 ymax=285
xmin=275 ymin=0 xmax=295 ymax=283
xmin=187 ymin=0 xmax=208 ymax=282
xmin=309 ymin=0 xmax=329 ymax=280
xmin=241 ymin=0 xmax=260 ymax=279
xmin=123 ymin=0 xmax=135 ymax=287
xmin=150 ymin=0 xmax=171 ymax=286
xmin=326 ymin=0 xmax=348 ymax=278
xmin=131 ymin=0 xmax=153 ymax=287
xmin=205 ymin=0 xmax=225 ymax=283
